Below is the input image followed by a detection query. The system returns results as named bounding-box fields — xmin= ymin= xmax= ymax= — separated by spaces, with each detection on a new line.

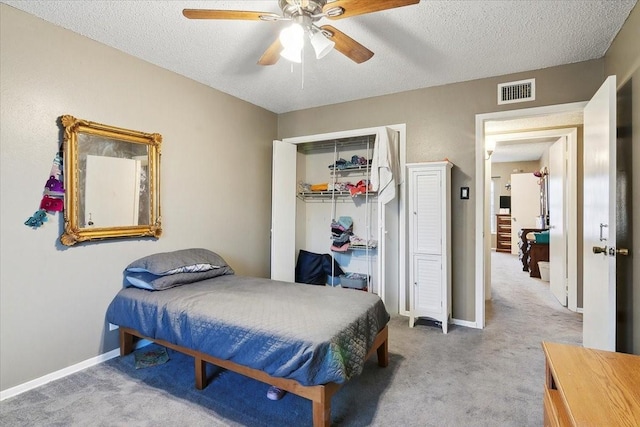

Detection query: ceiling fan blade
xmin=258 ymin=38 xmax=283 ymax=66
xmin=182 ymin=9 xmax=281 ymax=21
xmin=321 ymin=25 xmax=373 ymax=64
xmin=323 ymin=0 xmax=420 ymax=20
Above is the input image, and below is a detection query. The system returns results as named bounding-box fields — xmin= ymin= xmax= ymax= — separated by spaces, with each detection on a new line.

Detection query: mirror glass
xmin=60 ymin=115 xmax=162 ymax=246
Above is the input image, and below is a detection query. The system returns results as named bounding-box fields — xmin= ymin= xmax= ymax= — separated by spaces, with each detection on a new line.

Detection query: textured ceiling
xmin=491 ymin=139 xmax=558 ymax=163
xmin=486 ymin=110 xmax=584 ymax=163
xmin=2 ymin=0 xmax=636 ymax=114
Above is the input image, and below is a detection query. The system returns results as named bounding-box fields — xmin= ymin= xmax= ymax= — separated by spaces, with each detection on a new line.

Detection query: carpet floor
xmin=0 ymin=251 xmax=582 ymax=426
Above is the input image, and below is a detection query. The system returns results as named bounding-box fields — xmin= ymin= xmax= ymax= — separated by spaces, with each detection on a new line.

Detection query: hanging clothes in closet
xmin=371 ymin=128 xmax=401 ymax=204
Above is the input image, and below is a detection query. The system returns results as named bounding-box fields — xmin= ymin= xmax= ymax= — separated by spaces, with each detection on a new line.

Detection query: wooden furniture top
xmin=542 ymin=341 xmax=640 ymax=427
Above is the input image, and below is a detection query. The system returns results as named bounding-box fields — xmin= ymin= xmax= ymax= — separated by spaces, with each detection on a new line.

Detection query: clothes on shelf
xmin=331 ymin=216 xmax=353 ymax=252
xmin=349 ymin=235 xmax=377 ymax=249
xmin=328 ymin=155 xmax=371 ymax=170
xmin=298 ymin=180 xmax=372 ymax=197
xmin=348 ymin=180 xmax=371 ymax=197
xmin=310 ymin=183 xmax=328 ymax=191
xmin=298 ymin=181 xmax=311 ymax=193
xmin=330 ymin=182 xmax=351 ymax=192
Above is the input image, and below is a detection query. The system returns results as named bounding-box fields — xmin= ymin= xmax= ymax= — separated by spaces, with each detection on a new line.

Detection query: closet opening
xmin=271 ymin=124 xmax=406 ymax=315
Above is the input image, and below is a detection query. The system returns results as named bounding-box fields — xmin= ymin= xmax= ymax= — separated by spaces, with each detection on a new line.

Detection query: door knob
xmin=592 ymin=245 xmax=607 ymax=255
xmin=609 ymin=247 xmax=629 ymax=256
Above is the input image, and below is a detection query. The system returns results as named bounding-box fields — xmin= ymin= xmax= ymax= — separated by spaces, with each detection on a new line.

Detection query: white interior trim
xmin=488 ymin=127 xmax=579 ymax=311
xmin=282 ymin=124 xmax=403 ymax=145
xmin=566 ymin=128 xmax=579 ymax=312
xmin=475 ymin=102 xmax=587 ymax=329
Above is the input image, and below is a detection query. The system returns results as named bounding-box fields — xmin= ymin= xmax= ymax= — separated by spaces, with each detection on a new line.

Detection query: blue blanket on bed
xmin=106 ymin=275 xmax=389 ymax=386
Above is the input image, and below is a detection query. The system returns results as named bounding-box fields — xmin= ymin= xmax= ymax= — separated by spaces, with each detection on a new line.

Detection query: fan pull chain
xmin=286 ymin=49 xmax=304 ymax=90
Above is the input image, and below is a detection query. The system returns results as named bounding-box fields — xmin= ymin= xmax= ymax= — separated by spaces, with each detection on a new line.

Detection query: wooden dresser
xmin=495 ymin=214 xmax=511 ymax=253
xmin=542 ymin=341 xmax=640 ymax=427
xmin=518 ymin=227 xmax=546 ymax=271
xmin=528 ymin=242 xmax=549 ymax=278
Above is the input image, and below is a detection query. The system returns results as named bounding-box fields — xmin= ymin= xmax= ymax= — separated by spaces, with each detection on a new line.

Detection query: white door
xmin=510 ymin=173 xmax=540 ymax=254
xmin=408 ymin=163 xmax=451 ymax=332
xmin=413 ymin=171 xmax=442 ymax=255
xmin=413 ymin=255 xmax=443 ymax=317
xmin=548 ymin=137 xmax=567 ymax=306
xmin=583 ymin=76 xmax=616 ymax=351
xmin=379 ymin=198 xmax=399 ymax=310
xmin=409 ymin=168 xmax=443 ymax=326
xmin=270 ymin=140 xmax=297 ymax=282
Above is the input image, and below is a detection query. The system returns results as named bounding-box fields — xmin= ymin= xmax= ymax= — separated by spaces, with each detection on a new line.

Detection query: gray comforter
xmin=106 ymin=275 xmax=390 ymax=386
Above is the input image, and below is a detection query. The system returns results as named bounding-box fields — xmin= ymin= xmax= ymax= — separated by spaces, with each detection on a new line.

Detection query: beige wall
xmin=604 ymin=4 xmax=640 ymax=354
xmin=278 ymin=60 xmax=605 ymax=322
xmin=0 ymin=5 xmax=277 ymax=391
xmin=491 ymin=161 xmax=541 ymax=211
xmin=489 ymin=161 xmax=540 ymax=248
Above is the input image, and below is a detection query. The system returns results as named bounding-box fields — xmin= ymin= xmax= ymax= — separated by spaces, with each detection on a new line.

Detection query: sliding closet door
xmin=271 ymin=140 xmax=297 ymax=282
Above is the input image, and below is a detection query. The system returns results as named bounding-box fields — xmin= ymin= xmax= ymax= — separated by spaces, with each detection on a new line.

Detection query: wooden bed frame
xmin=119 ymin=325 xmax=389 ymax=427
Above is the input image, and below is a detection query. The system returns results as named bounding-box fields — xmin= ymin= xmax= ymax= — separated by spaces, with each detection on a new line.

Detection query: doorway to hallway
xmin=475 ymin=102 xmax=587 ymax=329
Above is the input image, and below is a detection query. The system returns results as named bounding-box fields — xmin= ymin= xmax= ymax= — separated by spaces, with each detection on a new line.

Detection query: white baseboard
xmin=452 ymin=318 xmax=478 ymax=329
xmin=0 ymin=339 xmax=151 ymax=401
xmin=397 ymin=314 xmax=479 ymax=330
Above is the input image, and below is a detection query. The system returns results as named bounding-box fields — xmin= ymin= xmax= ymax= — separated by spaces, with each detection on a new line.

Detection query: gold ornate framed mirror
xmin=60 ymin=115 xmax=162 ymax=246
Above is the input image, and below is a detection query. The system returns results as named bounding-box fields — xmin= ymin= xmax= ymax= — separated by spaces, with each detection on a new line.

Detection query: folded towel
xmin=310 ymin=183 xmax=328 ymax=191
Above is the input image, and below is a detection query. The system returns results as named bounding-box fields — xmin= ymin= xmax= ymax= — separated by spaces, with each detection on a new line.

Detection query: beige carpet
xmin=0 ymin=251 xmax=582 ymax=426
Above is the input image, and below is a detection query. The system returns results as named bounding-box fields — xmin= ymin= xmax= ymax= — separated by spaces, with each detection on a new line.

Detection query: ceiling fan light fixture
xmin=279 ymin=22 xmax=304 ymax=50
xmin=309 ymin=29 xmax=334 ymax=59
xmin=184 ymin=0 xmax=422 ymax=67
xmin=279 ymin=22 xmax=304 ymax=63
xmin=280 ymin=46 xmax=303 ymax=63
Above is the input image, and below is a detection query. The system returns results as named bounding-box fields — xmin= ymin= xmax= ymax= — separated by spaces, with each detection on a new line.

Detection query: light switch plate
xmin=460 ymin=187 xmax=470 ymax=199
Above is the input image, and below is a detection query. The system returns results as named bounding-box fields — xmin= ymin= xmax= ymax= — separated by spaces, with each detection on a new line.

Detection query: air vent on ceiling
xmin=497 ymin=78 xmax=535 ymax=105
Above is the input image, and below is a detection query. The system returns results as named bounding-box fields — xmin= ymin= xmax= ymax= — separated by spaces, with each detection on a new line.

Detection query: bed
xmin=106 ymin=249 xmax=390 ymax=427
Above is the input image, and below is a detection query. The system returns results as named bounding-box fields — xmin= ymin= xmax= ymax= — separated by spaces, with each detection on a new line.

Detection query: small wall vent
xmin=498 ymin=78 xmax=535 ymax=105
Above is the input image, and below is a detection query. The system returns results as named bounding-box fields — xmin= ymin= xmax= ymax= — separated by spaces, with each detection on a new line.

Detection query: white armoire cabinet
xmin=407 ymin=161 xmax=452 ymax=333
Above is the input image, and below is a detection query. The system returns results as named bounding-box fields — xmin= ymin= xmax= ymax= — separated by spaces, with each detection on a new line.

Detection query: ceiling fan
xmin=183 ymin=0 xmax=420 ymax=65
